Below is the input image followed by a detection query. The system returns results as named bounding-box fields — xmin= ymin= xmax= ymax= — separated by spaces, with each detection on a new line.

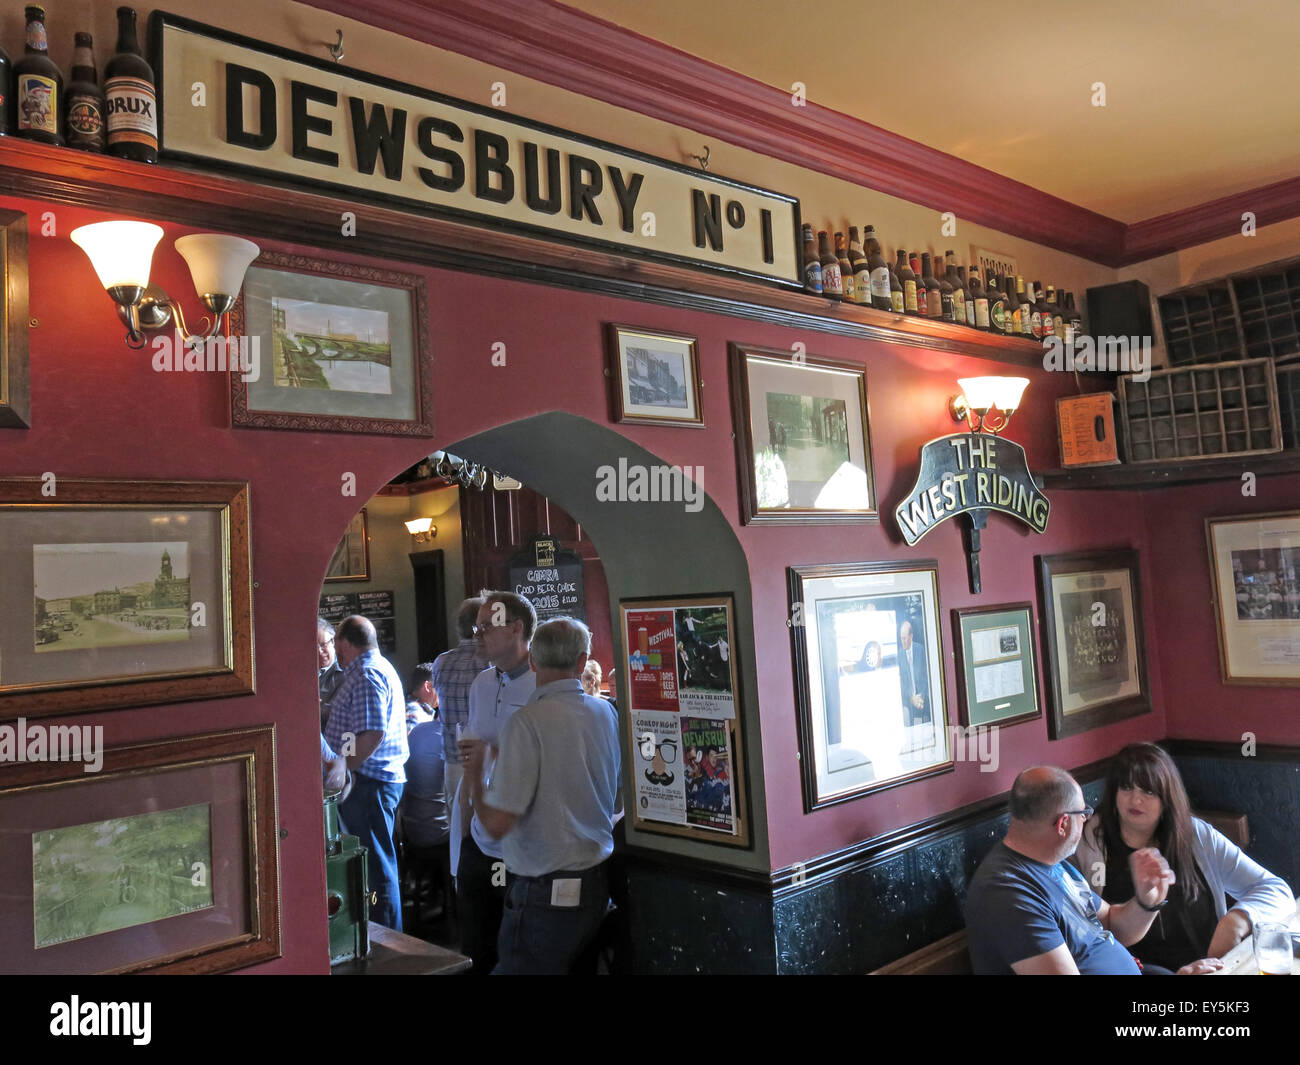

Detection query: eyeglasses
xmin=318 ymin=637 xmax=334 ymax=648
xmin=1062 ymin=806 xmax=1094 ymax=819
xmin=473 ymin=621 xmax=515 ymax=636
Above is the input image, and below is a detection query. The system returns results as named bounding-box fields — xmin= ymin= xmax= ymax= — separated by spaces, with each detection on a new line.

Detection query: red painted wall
xmin=8 ymin=188 xmax=1255 ymax=968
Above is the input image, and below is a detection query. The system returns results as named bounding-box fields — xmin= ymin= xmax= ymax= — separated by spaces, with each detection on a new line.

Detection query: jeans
xmin=494 ymin=863 xmax=609 ymax=975
xmin=338 ymin=772 xmax=404 ymax=931
xmin=457 ymin=836 xmax=507 ymax=975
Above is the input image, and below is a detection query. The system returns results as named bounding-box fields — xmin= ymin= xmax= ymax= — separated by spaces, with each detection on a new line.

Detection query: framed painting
xmin=0 ymin=479 xmax=255 ymax=720
xmin=1 ymin=208 xmax=31 ymax=429
xmin=788 ymin=561 xmax=951 ymax=811
xmin=619 ymin=595 xmax=749 ymax=847
xmin=0 ymin=726 xmax=280 ymax=974
xmin=1036 ymin=549 xmax=1150 ymax=739
xmin=606 ymin=323 xmax=704 ymax=428
xmin=1206 ymin=510 xmax=1300 ymax=684
xmin=729 ymin=343 xmax=876 ymax=524
xmin=324 ymin=509 xmax=370 ymax=583
xmin=229 ymin=251 xmax=433 ymax=436
xmin=951 ymin=603 xmax=1041 ymax=729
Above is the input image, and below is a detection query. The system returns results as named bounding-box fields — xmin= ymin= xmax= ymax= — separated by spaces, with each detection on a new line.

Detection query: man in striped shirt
xmin=431 ymin=597 xmax=488 ymax=853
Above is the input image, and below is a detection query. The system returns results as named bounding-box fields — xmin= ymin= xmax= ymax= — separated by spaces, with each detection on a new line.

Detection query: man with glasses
xmin=964 ymin=766 xmax=1175 ymax=974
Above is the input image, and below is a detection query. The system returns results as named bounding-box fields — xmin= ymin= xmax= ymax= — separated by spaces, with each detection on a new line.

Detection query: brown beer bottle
xmin=801 ymin=223 xmax=822 ymax=294
xmin=944 ymin=250 xmax=966 ymax=325
xmin=66 ymin=33 xmax=106 ymax=153
xmin=818 ymin=230 xmax=843 ymax=300
xmin=105 ymin=6 xmax=157 ymax=162
xmin=969 ymin=266 xmax=988 ymax=330
xmin=835 ymin=232 xmax=858 ymax=304
xmin=1016 ymin=277 xmax=1034 ymax=337
xmin=847 ymin=227 xmax=870 ymax=305
xmin=864 ymin=226 xmax=891 ymax=311
xmin=898 ymin=251 xmax=920 ymax=315
xmin=14 ymin=6 xmax=63 ymax=145
xmin=1030 ymin=281 xmax=1051 ymax=339
xmin=1003 ymin=272 xmax=1022 ymax=336
xmin=1046 ymin=285 xmax=1065 ymax=340
xmin=921 ymin=254 xmax=942 ymax=319
xmin=888 ymin=251 xmax=905 ymax=314
xmin=987 ymin=272 xmax=1009 ymax=335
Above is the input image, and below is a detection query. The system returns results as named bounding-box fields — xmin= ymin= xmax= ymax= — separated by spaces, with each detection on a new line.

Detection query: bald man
xmin=964 ymin=766 xmax=1175 ymax=974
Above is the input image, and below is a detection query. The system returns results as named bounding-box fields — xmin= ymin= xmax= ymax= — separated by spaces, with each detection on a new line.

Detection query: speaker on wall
xmin=1086 ymin=280 xmax=1154 ymax=340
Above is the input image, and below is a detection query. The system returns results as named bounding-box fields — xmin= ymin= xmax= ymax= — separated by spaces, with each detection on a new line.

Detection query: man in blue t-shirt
xmin=965 ymin=766 xmax=1175 ymax=974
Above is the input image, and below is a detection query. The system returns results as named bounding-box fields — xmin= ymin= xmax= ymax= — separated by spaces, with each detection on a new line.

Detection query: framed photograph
xmin=1036 ymin=549 xmax=1150 ymax=739
xmin=788 ymin=561 xmax=951 ymax=811
xmin=230 ymin=251 xmax=433 ymax=436
xmin=1206 ymin=511 xmax=1300 ymax=684
xmin=729 ymin=343 xmax=876 ymax=524
xmin=952 ymin=603 xmax=1041 ymax=729
xmin=606 ymin=324 xmax=704 ymax=427
xmin=1 ymin=208 xmax=31 ymax=429
xmin=0 ymin=479 xmax=255 ymax=721
xmin=619 ymin=595 xmax=749 ymax=847
xmin=324 ymin=509 xmax=370 ymax=583
xmin=0 ymin=726 xmax=280 ymax=974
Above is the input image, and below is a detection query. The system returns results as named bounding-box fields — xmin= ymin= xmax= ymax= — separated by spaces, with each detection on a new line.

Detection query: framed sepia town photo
xmin=0 ymin=479 xmax=255 ymax=720
xmin=230 ymin=251 xmax=433 ymax=436
xmin=788 ymin=561 xmax=951 ymax=811
xmin=607 ymin=324 xmax=704 ymax=428
xmin=0 ymin=726 xmax=280 ymax=974
xmin=951 ymin=603 xmax=1040 ymax=729
xmin=729 ymin=343 xmax=876 ymax=524
xmin=323 ymin=509 xmax=370 ymax=583
xmin=0 ymin=208 xmax=31 ymax=430
xmin=1206 ymin=510 xmax=1300 ymax=684
xmin=1036 ymin=549 xmax=1150 ymax=739
xmin=619 ymin=595 xmax=749 ymax=847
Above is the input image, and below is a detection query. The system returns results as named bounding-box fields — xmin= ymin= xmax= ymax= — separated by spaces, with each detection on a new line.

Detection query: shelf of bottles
xmin=801 ymin=223 xmax=1083 ymax=345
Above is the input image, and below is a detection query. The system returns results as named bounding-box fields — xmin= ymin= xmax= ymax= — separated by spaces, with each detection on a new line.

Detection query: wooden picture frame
xmin=606 ymin=323 xmax=704 ymax=428
xmin=1206 ymin=510 xmax=1300 ymax=685
xmin=619 ymin=595 xmax=749 ymax=847
xmin=788 ymin=561 xmax=951 ymax=811
xmin=324 ymin=509 xmax=370 ymax=583
xmin=729 ymin=343 xmax=877 ymax=525
xmin=0 ymin=479 xmax=255 ymax=721
xmin=0 ymin=208 xmax=31 ymax=429
xmin=229 ymin=251 xmax=433 ymax=436
xmin=951 ymin=602 xmax=1041 ymax=729
xmin=1036 ymin=549 xmax=1151 ymax=739
xmin=0 ymin=726 xmax=280 ymax=974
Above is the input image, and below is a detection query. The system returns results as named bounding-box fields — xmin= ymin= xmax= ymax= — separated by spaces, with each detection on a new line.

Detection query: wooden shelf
xmin=1039 ymin=451 xmax=1300 ymax=490
xmin=0 ymin=138 xmax=1045 ymax=366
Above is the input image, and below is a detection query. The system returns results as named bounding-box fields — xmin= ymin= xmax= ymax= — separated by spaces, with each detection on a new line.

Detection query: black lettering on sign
xmin=415 ymin=116 xmax=465 ymax=192
xmin=692 ymin=190 xmax=723 ymax=251
xmin=760 ymin=208 xmax=774 ymax=264
xmin=225 ymin=63 xmax=275 ymax=150
xmin=568 ymin=155 xmax=603 ymax=224
xmin=474 ymin=129 xmax=515 ymax=204
xmin=523 ymin=143 xmax=562 ymax=214
xmin=290 ymin=80 xmax=339 ymax=167
xmin=348 ymin=98 xmax=407 ymax=180
xmin=607 ymin=168 xmax=644 ymax=234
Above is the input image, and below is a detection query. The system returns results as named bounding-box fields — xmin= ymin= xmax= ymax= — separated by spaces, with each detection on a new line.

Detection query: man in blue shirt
xmin=323 ymin=615 xmax=409 ymax=930
xmin=964 ymin=766 xmax=1175 ymax=974
xmin=430 ymin=597 xmax=488 ymax=846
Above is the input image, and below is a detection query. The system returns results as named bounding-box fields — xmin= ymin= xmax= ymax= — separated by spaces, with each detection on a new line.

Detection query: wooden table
xmin=1213 ymin=907 xmax=1299 ymax=976
xmin=331 ymin=922 xmax=472 ymax=975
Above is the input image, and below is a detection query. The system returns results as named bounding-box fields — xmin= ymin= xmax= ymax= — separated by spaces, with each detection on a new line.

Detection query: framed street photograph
xmin=0 ymin=479 xmax=255 ymax=720
xmin=729 ymin=343 xmax=876 ymax=524
xmin=0 ymin=208 xmax=31 ymax=430
xmin=788 ymin=561 xmax=951 ymax=811
xmin=1206 ymin=510 xmax=1300 ymax=684
xmin=0 ymin=726 xmax=280 ymax=974
xmin=951 ymin=603 xmax=1040 ymax=729
xmin=619 ymin=595 xmax=749 ymax=847
xmin=230 ymin=251 xmax=433 ymax=436
xmin=606 ymin=324 xmax=704 ymax=428
xmin=324 ymin=509 xmax=370 ymax=583
xmin=1036 ymin=549 xmax=1150 ymax=739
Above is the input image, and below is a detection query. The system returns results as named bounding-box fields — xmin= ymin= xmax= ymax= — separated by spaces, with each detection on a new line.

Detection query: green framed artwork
xmin=951 ymin=602 xmax=1040 ymax=729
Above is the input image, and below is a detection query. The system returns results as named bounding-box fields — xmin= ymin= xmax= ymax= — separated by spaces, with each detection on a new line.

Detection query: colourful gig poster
xmin=624 ymin=604 xmax=735 ymax=720
xmin=624 ymin=609 xmax=678 ymax=712
xmin=681 ymin=717 xmax=734 ymax=832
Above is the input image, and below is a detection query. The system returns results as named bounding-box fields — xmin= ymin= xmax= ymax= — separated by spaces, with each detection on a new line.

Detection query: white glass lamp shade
xmin=70 ymin=221 xmax=164 ymax=291
xmin=404 ymin=517 xmax=434 ymax=535
xmin=959 ymin=376 xmax=1029 ymax=414
xmin=174 ymin=233 xmax=261 ymax=298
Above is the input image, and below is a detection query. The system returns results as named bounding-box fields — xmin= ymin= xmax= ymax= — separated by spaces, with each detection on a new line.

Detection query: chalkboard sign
xmin=319 ymin=590 xmax=397 ymax=655
xmin=507 ymin=537 xmax=584 ymax=622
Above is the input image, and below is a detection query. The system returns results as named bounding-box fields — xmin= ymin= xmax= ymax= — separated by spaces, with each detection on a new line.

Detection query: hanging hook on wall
xmin=690 ymin=145 xmax=711 ymax=172
xmin=328 ymin=29 xmax=345 ymax=63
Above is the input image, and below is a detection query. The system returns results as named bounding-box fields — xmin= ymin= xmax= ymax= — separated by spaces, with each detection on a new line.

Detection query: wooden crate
xmin=1119 ymin=358 xmax=1283 ymax=463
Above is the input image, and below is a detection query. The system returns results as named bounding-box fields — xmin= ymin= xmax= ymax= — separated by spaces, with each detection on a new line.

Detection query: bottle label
xmin=870 ymin=266 xmax=891 ymax=301
xmin=67 ymin=94 xmax=106 ymax=142
xmin=965 ymin=299 xmax=977 ymax=327
xmin=1020 ymin=308 xmax=1034 ymax=336
xmin=26 ymin=19 xmax=48 ymax=52
xmin=941 ymin=292 xmax=955 ymax=321
xmin=903 ymin=280 xmax=918 ymax=313
xmin=17 ymin=75 xmax=58 ymax=135
xmin=853 ymin=266 xmax=871 ymax=301
xmin=953 ymin=290 xmax=965 ymax=318
xmin=891 ymin=288 xmax=905 ymax=314
xmin=990 ymin=300 xmax=1006 ymax=332
xmin=975 ymin=298 xmax=989 ymax=328
xmin=1064 ymin=322 xmax=1076 ymax=346
xmin=1009 ymin=307 xmax=1021 ymax=334
xmin=106 ymin=77 xmax=158 ymax=145
xmin=840 ymin=269 xmax=856 ymax=302
xmin=822 ymin=262 xmax=843 ymax=295
xmin=1054 ymin=315 xmax=1065 ymax=340
xmin=803 ymin=260 xmax=823 ymax=294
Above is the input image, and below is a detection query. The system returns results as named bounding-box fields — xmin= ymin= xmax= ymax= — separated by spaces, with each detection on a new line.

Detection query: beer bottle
xmin=1016 ymin=277 xmax=1034 ymax=337
xmin=105 ymin=6 xmax=157 ymax=162
xmin=1003 ymin=271 xmax=1022 ymax=336
xmin=0 ymin=39 xmax=13 ymax=135
xmin=969 ymin=266 xmax=988 ymax=330
xmin=898 ymin=251 xmax=920 ymax=316
xmin=14 ymin=6 xmax=63 ymax=146
xmin=1065 ymin=291 xmax=1083 ymax=343
xmin=66 ymin=33 xmax=106 ymax=153
xmin=944 ymin=250 xmax=965 ymax=325
xmin=987 ymin=272 xmax=1008 ymax=335
xmin=818 ymin=231 xmax=843 ymax=300
xmin=1047 ymin=285 xmax=1065 ymax=340
xmin=921 ymin=254 xmax=942 ymax=319
xmin=835 ymin=232 xmax=857 ymax=304
xmin=1030 ymin=281 xmax=1051 ymax=339
xmin=961 ymin=264 xmax=977 ymax=327
xmin=864 ymin=226 xmax=891 ymax=311
xmin=888 ymin=251 xmax=905 ymax=314
xmin=801 ymin=223 xmax=822 ymax=294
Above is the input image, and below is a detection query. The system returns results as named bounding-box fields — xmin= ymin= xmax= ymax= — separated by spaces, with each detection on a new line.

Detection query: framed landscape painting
xmin=606 ymin=324 xmax=704 ymax=428
xmin=729 ymin=343 xmax=876 ymax=524
xmin=230 ymin=251 xmax=433 ymax=436
xmin=0 ymin=726 xmax=280 ymax=974
xmin=0 ymin=479 xmax=255 ymax=720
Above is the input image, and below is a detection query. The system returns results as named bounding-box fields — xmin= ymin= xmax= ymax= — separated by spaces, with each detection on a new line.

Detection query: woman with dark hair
xmin=1074 ymin=742 xmax=1293 ymax=973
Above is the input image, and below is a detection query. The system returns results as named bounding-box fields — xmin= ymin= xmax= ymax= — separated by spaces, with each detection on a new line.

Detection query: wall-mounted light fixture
xmin=404 ymin=517 xmax=436 ymax=544
xmin=70 ymin=221 xmax=260 ymax=349
xmin=950 ymin=376 xmax=1029 ymax=435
